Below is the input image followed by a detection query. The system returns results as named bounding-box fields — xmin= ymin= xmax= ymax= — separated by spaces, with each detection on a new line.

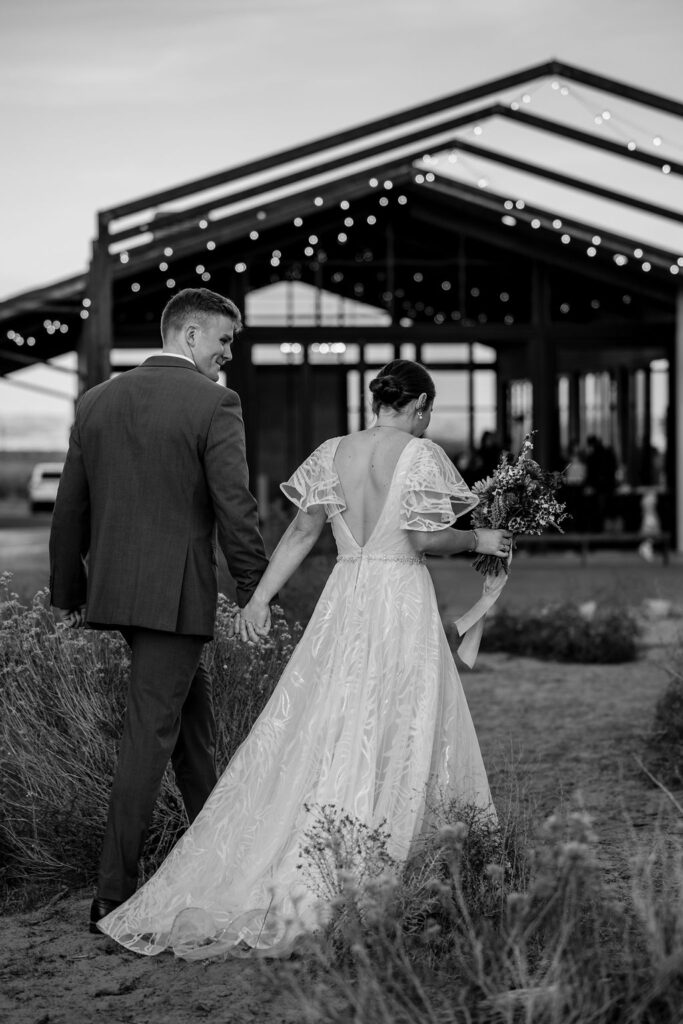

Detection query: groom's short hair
xmin=161 ymin=288 xmax=242 ymax=341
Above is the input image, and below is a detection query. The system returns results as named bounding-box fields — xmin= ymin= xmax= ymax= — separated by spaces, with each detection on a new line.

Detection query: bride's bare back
xmin=333 ymin=428 xmax=414 ymax=547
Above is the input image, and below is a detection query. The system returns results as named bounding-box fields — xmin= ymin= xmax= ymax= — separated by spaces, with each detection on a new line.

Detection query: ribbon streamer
xmin=454 ymin=551 xmax=512 ymax=668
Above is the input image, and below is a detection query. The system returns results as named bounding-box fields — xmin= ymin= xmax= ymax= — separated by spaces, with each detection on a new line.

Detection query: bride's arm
xmin=237 ymin=505 xmax=327 ymax=639
xmin=408 ymin=526 xmax=511 ymax=557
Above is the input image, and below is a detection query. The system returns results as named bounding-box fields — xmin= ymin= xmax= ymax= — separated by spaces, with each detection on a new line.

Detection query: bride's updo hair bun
xmin=369 ymin=374 xmax=402 ymax=405
xmin=369 ymin=359 xmax=436 ymax=415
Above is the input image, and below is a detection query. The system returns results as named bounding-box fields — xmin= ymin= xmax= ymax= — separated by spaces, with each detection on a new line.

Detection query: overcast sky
xmin=2 ymin=0 xmax=683 ymax=446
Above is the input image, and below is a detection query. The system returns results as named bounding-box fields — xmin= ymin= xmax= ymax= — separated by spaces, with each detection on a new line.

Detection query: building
xmin=2 ymin=60 xmax=682 ymax=538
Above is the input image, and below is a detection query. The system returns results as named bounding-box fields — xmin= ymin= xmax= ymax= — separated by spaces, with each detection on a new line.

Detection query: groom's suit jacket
xmin=49 ymin=355 xmax=268 ymax=638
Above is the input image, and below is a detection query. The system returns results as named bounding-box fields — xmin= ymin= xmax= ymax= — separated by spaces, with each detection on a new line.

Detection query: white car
xmin=28 ymin=462 xmax=64 ymax=513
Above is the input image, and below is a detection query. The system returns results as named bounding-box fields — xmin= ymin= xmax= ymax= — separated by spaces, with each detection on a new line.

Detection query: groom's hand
xmin=233 ymin=598 xmax=271 ymax=644
xmin=54 ymin=605 xmax=87 ymax=628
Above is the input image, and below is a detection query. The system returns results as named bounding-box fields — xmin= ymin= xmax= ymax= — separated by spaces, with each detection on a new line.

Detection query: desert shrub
xmin=273 ymin=803 xmax=683 ymax=1024
xmin=0 ymin=575 xmax=301 ymax=899
xmin=479 ymin=602 xmax=639 ymax=663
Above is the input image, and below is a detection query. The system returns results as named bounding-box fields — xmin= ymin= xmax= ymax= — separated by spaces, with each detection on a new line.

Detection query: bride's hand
xmin=474 ymin=529 xmax=513 ymax=558
xmin=234 ymin=597 xmax=271 ymax=644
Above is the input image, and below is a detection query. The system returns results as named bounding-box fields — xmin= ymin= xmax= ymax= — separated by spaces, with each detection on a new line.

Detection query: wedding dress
xmin=99 ymin=436 xmax=495 ymax=958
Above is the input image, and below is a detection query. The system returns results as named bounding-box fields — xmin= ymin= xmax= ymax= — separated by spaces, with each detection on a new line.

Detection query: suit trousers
xmin=97 ymin=628 xmax=218 ymax=902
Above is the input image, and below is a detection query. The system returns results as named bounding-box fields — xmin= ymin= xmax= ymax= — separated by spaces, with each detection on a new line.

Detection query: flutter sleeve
xmin=280 ymin=439 xmax=346 ymax=521
xmin=401 ymin=439 xmax=478 ymax=531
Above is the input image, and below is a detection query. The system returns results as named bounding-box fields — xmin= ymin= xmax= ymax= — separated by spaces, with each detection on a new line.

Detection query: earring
xmin=417 ymin=410 xmax=423 ymax=420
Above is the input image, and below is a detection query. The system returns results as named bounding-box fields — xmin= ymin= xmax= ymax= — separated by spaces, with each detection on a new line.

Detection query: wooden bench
xmin=513 ymin=531 xmax=672 ymax=565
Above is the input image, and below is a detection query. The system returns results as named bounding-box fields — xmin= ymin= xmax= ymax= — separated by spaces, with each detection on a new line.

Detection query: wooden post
xmin=674 ymin=286 xmax=683 ymax=551
xmin=227 ymin=272 xmax=259 ymax=487
xmin=82 ymin=215 xmax=113 ymax=393
xmin=530 ymin=263 xmax=558 ymax=469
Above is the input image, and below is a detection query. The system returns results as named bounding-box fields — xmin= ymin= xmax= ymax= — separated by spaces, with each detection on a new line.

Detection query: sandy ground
xmin=2 ymin=550 xmax=681 ymax=1023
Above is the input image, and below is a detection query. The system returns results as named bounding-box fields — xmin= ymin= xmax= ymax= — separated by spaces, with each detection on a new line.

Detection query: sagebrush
xmin=0 ymin=575 xmax=300 ymax=897
xmin=479 ymin=601 xmax=639 ymax=663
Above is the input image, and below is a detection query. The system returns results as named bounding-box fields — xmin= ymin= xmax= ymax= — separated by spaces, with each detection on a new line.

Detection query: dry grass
xmin=0 ymin=575 xmax=299 ymax=900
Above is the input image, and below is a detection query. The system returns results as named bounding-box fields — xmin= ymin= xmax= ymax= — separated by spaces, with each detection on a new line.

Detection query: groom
xmin=49 ymin=287 xmax=269 ymax=933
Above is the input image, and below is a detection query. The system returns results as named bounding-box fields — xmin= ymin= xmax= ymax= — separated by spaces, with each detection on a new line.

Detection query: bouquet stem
xmin=472 ymin=553 xmax=509 ymax=577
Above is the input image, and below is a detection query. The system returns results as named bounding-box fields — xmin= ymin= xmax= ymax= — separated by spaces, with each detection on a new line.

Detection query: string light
xmin=166 ymin=279 xmax=175 ymax=288
xmin=206 ymin=241 xmax=216 ymax=250
xmin=249 ymin=230 xmax=259 ymax=240
xmin=159 ymin=261 xmax=168 ymax=272
xmin=119 ymin=252 xmax=129 ymax=264
xmin=198 ymin=219 xmax=208 ymax=229
xmin=367 ymin=215 xmax=377 ymax=225
xmin=337 ymin=233 xmax=347 ymax=243
xmin=379 ymin=196 xmax=389 ymax=206
xmin=531 ymin=218 xmax=541 ymax=229
xmin=502 ymin=215 xmax=517 ymax=227
xmin=587 ymin=246 xmax=597 ymax=257
xmin=195 ymin=264 xmax=205 ymax=274
xmin=662 ymin=164 xmax=671 ymax=174
xmin=293 ymin=217 xmax=303 ymax=226
xmin=383 ymin=180 xmax=393 ymax=189
xmin=340 ymin=201 xmax=350 ymax=210
xmin=397 ymin=195 xmax=407 ymax=205
xmin=163 ymin=247 xmax=174 ymax=257
xmin=131 ymin=282 xmax=141 ymax=292
xmin=234 ymin=262 xmax=247 ymax=273
xmin=313 ymin=197 xmax=324 ymax=206
xmin=344 ymin=217 xmax=354 ymax=227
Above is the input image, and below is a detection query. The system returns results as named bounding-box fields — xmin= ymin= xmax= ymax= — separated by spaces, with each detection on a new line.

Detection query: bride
xmin=98 ymin=359 xmax=512 ymax=958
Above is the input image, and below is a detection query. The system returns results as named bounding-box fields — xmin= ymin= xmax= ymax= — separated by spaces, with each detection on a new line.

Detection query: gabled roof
xmin=2 ymin=59 xmax=682 ymax=378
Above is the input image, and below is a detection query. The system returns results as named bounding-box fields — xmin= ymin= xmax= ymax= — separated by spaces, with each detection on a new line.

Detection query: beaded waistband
xmin=337 ymin=553 xmax=426 ymax=565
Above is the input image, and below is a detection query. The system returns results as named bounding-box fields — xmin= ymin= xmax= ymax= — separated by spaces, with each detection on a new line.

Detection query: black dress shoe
xmin=89 ymin=896 xmax=123 ymax=934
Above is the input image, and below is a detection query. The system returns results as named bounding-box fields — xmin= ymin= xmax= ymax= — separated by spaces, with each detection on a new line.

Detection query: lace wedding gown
xmin=100 ymin=436 xmax=494 ymax=958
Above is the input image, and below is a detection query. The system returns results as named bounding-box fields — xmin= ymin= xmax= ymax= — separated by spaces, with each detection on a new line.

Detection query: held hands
xmin=54 ymin=605 xmax=87 ymax=628
xmin=230 ymin=597 xmax=271 ymax=644
xmin=473 ymin=529 xmax=513 ymax=558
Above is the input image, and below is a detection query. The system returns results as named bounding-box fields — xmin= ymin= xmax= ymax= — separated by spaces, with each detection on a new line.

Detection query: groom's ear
xmin=185 ymin=323 xmax=197 ymax=347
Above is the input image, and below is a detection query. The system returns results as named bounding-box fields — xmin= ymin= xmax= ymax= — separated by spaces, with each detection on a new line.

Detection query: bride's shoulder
xmin=409 ymin=436 xmax=451 ymax=465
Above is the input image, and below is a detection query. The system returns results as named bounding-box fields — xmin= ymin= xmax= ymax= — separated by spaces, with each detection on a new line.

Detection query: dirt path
xmin=1 ymin=614 xmax=678 ymax=1024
